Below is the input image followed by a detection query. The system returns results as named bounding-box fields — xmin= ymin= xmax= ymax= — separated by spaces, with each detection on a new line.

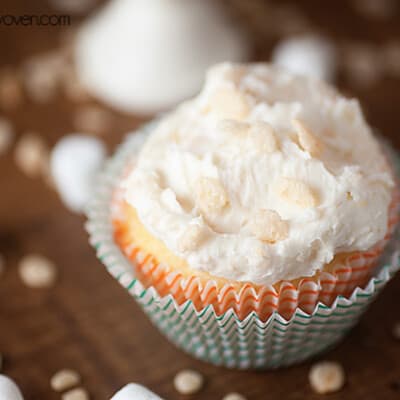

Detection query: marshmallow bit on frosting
xmin=123 ymin=63 xmax=394 ymax=286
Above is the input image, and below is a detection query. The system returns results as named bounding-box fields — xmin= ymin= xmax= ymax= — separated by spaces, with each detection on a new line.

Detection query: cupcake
xmin=88 ymin=63 xmax=400 ymax=368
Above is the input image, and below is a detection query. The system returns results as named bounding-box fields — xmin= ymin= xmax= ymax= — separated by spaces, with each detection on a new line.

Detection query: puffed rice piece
xmin=14 ymin=132 xmax=48 ymax=178
xmin=276 ymin=178 xmax=318 ymax=208
xmin=249 ymin=209 xmax=289 ymax=243
xmin=309 ymin=361 xmax=345 ymax=394
xmin=173 ymin=370 xmax=204 ymax=395
xmin=51 ymin=369 xmax=81 ymax=392
xmin=62 ymin=388 xmax=89 ymax=400
xmin=19 ymin=254 xmax=57 ymax=288
xmin=206 ymin=89 xmax=250 ymax=120
xmin=292 ymin=118 xmax=322 ymax=157
xmin=195 ymin=177 xmax=228 ymax=214
xmin=248 ymin=121 xmax=279 ymax=152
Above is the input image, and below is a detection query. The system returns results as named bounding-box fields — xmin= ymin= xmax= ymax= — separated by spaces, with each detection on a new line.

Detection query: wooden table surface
xmin=1 ymin=0 xmax=400 ymax=399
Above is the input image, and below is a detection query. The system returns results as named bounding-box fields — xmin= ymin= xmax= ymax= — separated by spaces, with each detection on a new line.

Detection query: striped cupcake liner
xmin=86 ymin=123 xmax=400 ymax=369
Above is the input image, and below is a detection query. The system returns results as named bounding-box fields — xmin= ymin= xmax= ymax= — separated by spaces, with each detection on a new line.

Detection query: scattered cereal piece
xmin=22 ymin=52 xmax=65 ymax=103
xmin=352 ymin=0 xmax=397 ymax=19
xmin=218 ymin=119 xmax=249 ymax=136
xmin=222 ymin=393 xmax=247 ymax=400
xmin=276 ymin=178 xmax=318 ymax=208
xmin=62 ymin=387 xmax=89 ymax=400
xmin=173 ymin=370 xmax=204 ymax=395
xmin=272 ymin=35 xmax=336 ymax=81
xmin=207 ymin=89 xmax=250 ymax=120
xmin=50 ymin=134 xmax=106 ymax=213
xmin=342 ymin=44 xmax=382 ymax=88
xmin=309 ymin=361 xmax=345 ymax=394
xmin=0 ymin=68 xmax=23 ymax=110
xmin=51 ymin=369 xmax=81 ymax=392
xmin=19 ymin=254 xmax=57 ymax=288
xmin=292 ymin=118 xmax=322 ymax=156
xmin=392 ymin=322 xmax=400 ymax=340
xmin=178 ymin=224 xmax=204 ymax=252
xmin=14 ymin=132 xmax=49 ymax=178
xmin=111 ymin=383 xmax=164 ymax=400
xmin=0 ymin=118 xmax=14 ymax=155
xmin=73 ymin=105 xmax=111 ymax=135
xmin=249 ymin=209 xmax=289 ymax=243
xmin=0 ymin=375 xmax=24 ymax=400
xmin=195 ymin=177 xmax=228 ymax=214
xmin=248 ymin=121 xmax=278 ymax=152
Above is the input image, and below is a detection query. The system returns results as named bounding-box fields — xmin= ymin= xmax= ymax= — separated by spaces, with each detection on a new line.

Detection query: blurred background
xmin=1 ymin=0 xmax=400 ymax=399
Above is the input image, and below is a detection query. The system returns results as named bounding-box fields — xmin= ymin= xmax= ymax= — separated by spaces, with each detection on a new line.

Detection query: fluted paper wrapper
xmin=86 ymin=124 xmax=400 ymax=369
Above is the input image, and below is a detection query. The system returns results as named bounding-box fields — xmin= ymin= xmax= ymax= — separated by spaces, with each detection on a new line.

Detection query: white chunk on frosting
xmin=292 ymin=118 xmax=323 ymax=156
xmin=195 ymin=177 xmax=228 ymax=214
xmin=276 ymin=178 xmax=319 ymax=208
xmin=249 ymin=209 xmax=289 ymax=243
xmin=123 ymin=63 xmax=394 ymax=286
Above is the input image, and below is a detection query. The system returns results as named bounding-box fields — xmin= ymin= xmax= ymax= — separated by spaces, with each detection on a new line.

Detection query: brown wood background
xmin=1 ymin=0 xmax=400 ymax=399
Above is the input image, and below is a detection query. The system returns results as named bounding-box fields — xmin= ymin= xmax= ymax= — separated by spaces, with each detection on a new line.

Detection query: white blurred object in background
xmin=75 ymin=0 xmax=249 ymax=114
xmin=50 ymin=135 xmax=106 ymax=213
xmin=111 ymin=383 xmax=164 ymax=400
xmin=0 ymin=375 xmax=24 ymax=400
xmin=272 ymin=34 xmax=336 ymax=81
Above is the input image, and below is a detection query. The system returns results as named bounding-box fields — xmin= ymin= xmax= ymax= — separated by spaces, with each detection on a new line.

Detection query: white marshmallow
xmin=111 ymin=384 xmax=163 ymax=400
xmin=0 ymin=375 xmax=24 ymax=400
xmin=75 ymin=0 xmax=248 ymax=114
xmin=50 ymin=134 xmax=106 ymax=213
xmin=272 ymin=35 xmax=336 ymax=81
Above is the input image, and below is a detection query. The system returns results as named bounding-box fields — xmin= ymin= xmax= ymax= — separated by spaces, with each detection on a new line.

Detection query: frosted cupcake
xmin=84 ymin=63 xmax=400 ymax=367
xmin=112 ymin=63 xmax=398 ymax=322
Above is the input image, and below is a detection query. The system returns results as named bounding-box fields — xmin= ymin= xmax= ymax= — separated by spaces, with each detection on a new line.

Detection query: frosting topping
xmin=123 ymin=63 xmax=394 ymax=285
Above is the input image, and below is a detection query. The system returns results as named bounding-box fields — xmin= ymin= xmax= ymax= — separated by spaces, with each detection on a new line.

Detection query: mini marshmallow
xmin=111 ymin=383 xmax=164 ymax=400
xmin=272 ymin=34 xmax=336 ymax=81
xmin=75 ymin=0 xmax=248 ymax=114
xmin=50 ymin=134 xmax=106 ymax=213
xmin=0 ymin=375 xmax=24 ymax=400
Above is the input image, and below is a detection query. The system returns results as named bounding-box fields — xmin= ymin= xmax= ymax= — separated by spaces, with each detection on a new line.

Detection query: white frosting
xmin=123 ymin=63 xmax=394 ymax=285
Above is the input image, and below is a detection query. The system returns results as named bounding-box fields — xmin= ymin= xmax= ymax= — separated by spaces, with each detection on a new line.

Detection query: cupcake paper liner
xmin=86 ymin=123 xmax=400 ymax=369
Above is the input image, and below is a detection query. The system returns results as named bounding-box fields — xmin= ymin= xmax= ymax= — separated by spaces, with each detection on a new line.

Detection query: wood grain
xmin=1 ymin=0 xmax=400 ymax=399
